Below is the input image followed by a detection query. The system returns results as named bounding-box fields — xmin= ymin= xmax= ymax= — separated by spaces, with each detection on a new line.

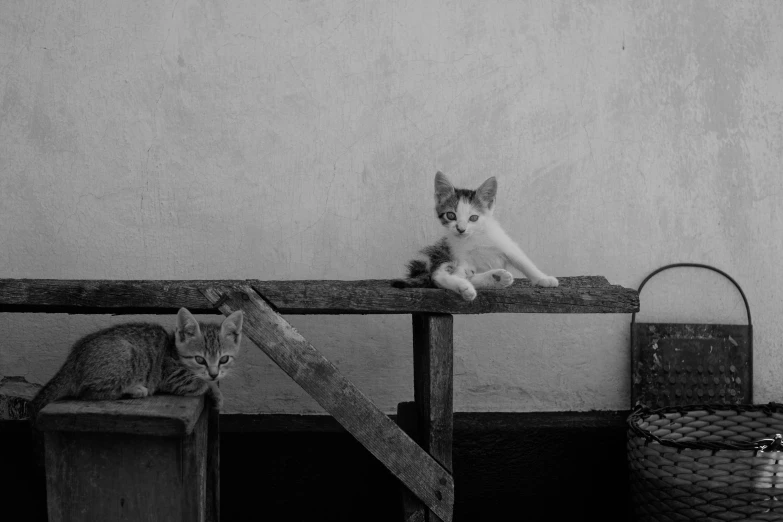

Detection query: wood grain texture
xmin=413 ymin=315 xmax=454 ymax=473
xmin=37 ymin=394 xmax=205 ymax=437
xmin=0 ymin=277 xmax=639 ymax=315
xmin=396 ymin=401 xmax=426 ymax=522
xmin=200 ymin=284 xmax=455 ymax=522
xmin=44 ymin=407 xmax=208 ymax=522
xmin=413 ymin=314 xmax=454 ymax=522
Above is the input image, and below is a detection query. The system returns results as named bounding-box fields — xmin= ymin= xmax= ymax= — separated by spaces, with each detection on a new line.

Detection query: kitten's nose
xmin=209 ymin=372 xmax=219 ymax=380
xmin=456 ymin=226 xmax=466 ymax=234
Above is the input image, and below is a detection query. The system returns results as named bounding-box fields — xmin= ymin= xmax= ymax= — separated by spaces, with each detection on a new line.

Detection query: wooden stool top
xmin=37 ymin=395 xmax=206 ymax=437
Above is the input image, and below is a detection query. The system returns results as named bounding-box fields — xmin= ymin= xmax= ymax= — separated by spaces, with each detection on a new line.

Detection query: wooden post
xmin=413 ymin=314 xmax=454 ymax=522
xmin=396 ymin=401 xmax=426 ymax=522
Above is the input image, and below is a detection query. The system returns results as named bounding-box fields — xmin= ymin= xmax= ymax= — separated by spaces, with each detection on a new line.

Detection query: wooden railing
xmin=0 ymin=277 xmax=639 ymax=522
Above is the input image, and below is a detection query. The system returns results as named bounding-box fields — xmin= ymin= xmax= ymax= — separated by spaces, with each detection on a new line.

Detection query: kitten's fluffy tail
xmin=29 ymin=370 xmax=73 ymax=427
xmin=391 ymin=260 xmax=433 ymax=288
xmin=29 ymin=369 xmax=74 ymax=469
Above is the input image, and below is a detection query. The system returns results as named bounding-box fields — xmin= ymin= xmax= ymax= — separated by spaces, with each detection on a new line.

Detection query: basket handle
xmin=631 ymin=263 xmax=752 ymax=327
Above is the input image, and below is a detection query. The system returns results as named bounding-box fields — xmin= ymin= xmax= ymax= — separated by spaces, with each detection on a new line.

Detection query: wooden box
xmin=38 ymin=395 xmax=218 ymax=522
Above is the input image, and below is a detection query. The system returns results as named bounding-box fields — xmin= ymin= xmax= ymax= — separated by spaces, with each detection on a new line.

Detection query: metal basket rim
xmin=627 ymin=402 xmax=783 ymax=452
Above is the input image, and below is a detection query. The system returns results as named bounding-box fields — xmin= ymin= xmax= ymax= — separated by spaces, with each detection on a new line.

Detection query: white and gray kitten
xmin=393 ymin=171 xmax=558 ymax=301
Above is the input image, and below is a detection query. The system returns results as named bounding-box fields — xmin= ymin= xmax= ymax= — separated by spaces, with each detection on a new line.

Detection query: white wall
xmin=2 ymin=0 xmax=782 ymax=414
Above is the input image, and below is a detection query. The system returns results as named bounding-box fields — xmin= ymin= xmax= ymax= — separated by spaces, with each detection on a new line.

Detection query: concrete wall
xmin=2 ymin=0 xmax=782 ymax=414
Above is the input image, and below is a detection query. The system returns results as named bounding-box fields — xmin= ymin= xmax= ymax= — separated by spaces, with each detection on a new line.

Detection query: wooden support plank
xmin=0 ymin=277 xmax=640 ymax=315
xmin=396 ymin=401 xmax=426 ymax=522
xmin=200 ymin=284 xmax=455 ymax=522
xmin=413 ymin=314 xmax=454 ymax=522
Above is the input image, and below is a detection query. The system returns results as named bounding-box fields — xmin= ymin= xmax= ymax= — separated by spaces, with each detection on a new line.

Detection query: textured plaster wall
xmin=1 ymin=1 xmax=782 ymax=414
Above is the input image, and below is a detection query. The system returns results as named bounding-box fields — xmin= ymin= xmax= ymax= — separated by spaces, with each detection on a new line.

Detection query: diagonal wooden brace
xmin=201 ymin=284 xmax=454 ymax=522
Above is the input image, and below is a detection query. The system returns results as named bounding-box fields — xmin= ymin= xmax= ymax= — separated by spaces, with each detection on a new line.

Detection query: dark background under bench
xmin=2 ymin=410 xmax=632 ymax=522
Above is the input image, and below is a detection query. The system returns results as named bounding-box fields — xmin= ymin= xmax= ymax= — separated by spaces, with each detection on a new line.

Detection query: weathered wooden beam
xmin=200 ymin=284 xmax=455 ymax=522
xmin=252 ymin=276 xmax=637 ymax=314
xmin=0 ymin=277 xmax=639 ymax=315
xmin=0 ymin=279 xmax=219 ymax=315
xmin=413 ymin=314 xmax=454 ymax=522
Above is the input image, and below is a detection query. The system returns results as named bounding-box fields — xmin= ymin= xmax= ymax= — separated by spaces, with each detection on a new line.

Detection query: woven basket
xmin=628 ymin=404 xmax=783 ymax=521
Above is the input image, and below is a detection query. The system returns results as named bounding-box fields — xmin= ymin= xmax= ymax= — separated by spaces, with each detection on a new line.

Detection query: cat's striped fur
xmin=29 ymin=308 xmax=243 ymax=422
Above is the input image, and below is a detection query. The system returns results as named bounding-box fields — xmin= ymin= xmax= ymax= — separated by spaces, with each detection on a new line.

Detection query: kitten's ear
xmin=176 ymin=307 xmax=201 ymax=342
xmin=434 ymin=171 xmax=454 ymax=201
xmin=476 ymin=177 xmax=498 ymax=209
xmin=220 ymin=311 xmax=244 ymax=344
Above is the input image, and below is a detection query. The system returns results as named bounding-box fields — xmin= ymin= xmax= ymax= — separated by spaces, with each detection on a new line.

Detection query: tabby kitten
xmin=393 ymin=171 xmax=558 ymax=301
xmin=29 ymin=307 xmax=243 ymax=420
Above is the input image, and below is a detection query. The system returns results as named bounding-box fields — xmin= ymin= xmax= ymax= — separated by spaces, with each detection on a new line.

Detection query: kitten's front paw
xmin=125 ymin=384 xmax=149 ymax=398
xmin=208 ymin=384 xmax=223 ymax=410
xmin=533 ymin=275 xmax=559 ymax=288
xmin=458 ymin=283 xmax=477 ymax=301
xmin=488 ymin=269 xmax=514 ymax=288
xmin=212 ymin=394 xmax=224 ymax=411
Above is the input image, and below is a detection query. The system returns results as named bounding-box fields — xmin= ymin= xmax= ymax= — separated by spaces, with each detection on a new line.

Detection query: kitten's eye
xmin=446 ymin=212 xmax=456 ymax=220
xmin=195 ymin=356 xmax=206 ymax=365
xmin=219 ymin=356 xmax=230 ymax=365
xmin=469 ymin=215 xmax=479 ymax=222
